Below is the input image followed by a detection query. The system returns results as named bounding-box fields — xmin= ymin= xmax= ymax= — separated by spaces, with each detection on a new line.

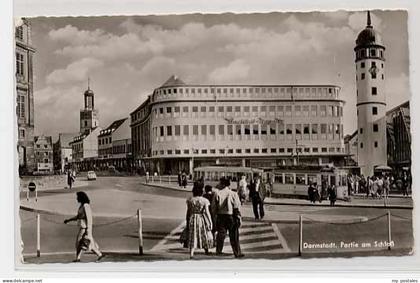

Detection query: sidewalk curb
xmin=263 ymin=199 xmax=413 ymax=210
xmin=141 ymin=182 xmax=191 ymax=192
xmin=142 ymin=182 xmax=413 ymax=210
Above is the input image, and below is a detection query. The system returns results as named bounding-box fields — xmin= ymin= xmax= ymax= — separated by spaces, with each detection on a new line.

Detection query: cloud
xmin=34 ymin=12 xmax=408 ymax=138
xmin=348 ymin=11 xmax=383 ymax=32
xmin=34 ymin=85 xmax=83 ymax=136
xmin=322 ymin=10 xmax=349 ymax=21
xmin=208 ymin=59 xmax=250 ymax=83
xmin=49 ymin=24 xmax=106 ymax=45
xmin=385 ymin=72 xmax=410 ymax=108
xmin=46 ymin=57 xmax=104 ymax=84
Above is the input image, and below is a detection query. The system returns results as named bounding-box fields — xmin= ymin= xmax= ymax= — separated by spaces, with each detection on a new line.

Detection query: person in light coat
xmin=64 ymin=191 xmax=104 ymax=262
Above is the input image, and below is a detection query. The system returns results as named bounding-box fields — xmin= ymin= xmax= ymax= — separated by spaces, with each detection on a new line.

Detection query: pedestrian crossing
xmin=150 ymin=220 xmax=290 ymax=255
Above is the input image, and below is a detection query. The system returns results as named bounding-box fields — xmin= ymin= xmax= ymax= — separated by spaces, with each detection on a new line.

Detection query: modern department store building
xmin=131 ymin=75 xmax=347 ymax=175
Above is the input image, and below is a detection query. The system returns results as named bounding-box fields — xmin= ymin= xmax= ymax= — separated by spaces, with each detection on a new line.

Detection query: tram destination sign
xmin=224 ymin=117 xmax=284 ymax=125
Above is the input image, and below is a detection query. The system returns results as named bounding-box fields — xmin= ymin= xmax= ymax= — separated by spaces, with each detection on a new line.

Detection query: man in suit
xmin=249 ymin=177 xmax=265 ymax=220
xmin=211 ymin=177 xmax=244 ymax=258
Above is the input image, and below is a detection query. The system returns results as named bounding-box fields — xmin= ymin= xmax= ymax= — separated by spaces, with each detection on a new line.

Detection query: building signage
xmin=224 ymin=117 xmax=283 ymax=125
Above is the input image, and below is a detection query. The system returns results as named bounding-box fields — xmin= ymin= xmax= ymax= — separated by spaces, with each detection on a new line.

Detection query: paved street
xmin=19 ymin=176 xmax=413 ymax=263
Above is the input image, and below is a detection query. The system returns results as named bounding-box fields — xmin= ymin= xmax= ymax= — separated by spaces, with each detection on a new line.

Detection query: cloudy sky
xmin=29 ymin=10 xmax=409 ymax=139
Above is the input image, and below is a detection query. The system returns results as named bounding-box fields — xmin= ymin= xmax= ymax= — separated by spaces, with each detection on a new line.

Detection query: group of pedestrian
xmin=364 ymin=175 xmax=390 ymax=199
xmin=347 ymin=171 xmax=411 ymax=197
xmin=181 ymin=177 xmax=244 ymax=259
xmin=307 ymin=182 xmax=337 ymax=206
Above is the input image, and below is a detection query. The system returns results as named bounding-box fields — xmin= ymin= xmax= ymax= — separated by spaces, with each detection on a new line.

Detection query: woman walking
xmin=185 ymin=182 xmax=213 ymax=259
xmin=64 ymin=191 xmax=104 ymax=262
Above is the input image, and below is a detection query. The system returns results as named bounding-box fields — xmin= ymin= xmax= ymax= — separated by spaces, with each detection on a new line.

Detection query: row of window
xmin=152 ymin=123 xmax=343 ymax=139
xmin=152 ymin=146 xmax=345 ymax=156
xmin=360 ymin=141 xmax=381 ymax=148
xmin=153 ymin=104 xmax=343 ymax=119
xmin=98 ymin=144 xmax=132 ymax=155
xmin=153 ymin=86 xmax=339 ymax=100
xmin=98 ymin=137 xmax=112 ymax=145
xmin=355 ymin=48 xmax=384 ymax=60
xmin=35 ymin=152 xmax=50 ymax=156
xmin=36 ymin=144 xmax=50 ymax=149
xmin=359 ymin=123 xmax=381 ymax=134
xmin=131 ymin=108 xmax=150 ymax=123
xmin=356 ymin=60 xmax=384 ymax=70
xmin=357 ymin=87 xmax=380 ymax=97
xmin=356 ymin=73 xmax=384 ymax=81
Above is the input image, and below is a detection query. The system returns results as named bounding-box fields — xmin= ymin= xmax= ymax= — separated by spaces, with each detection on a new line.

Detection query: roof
xmin=34 ymin=135 xmax=52 ymax=145
xmin=58 ymin=133 xmax=78 ymax=148
xmin=98 ymin=118 xmax=127 ymax=137
xmin=344 ymin=130 xmax=358 ymax=143
xmin=355 ymin=11 xmax=384 ymax=47
xmin=386 ymin=101 xmax=409 ymax=115
xmin=130 ymin=96 xmax=151 ymax=115
xmin=160 ymin=75 xmax=186 ymax=87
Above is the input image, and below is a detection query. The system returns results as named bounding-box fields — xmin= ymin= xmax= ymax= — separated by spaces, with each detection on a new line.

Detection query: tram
xmin=263 ymin=165 xmax=350 ymax=201
xmin=193 ymin=166 xmax=263 ymax=188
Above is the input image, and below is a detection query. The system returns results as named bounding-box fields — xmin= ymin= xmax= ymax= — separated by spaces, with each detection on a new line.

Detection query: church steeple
xmin=80 ymin=78 xmax=99 ymax=133
xmin=84 ymin=78 xmax=95 ymax=110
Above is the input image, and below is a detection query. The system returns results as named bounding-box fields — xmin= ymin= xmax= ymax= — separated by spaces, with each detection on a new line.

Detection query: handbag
xmin=78 ymin=232 xmax=91 ymax=251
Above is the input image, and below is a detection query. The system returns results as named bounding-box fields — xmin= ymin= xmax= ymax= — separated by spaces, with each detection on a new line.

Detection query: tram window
xmin=296 ymin=174 xmax=306 ymax=185
xmin=307 ymin=174 xmax=317 ymax=184
xmin=330 ymin=175 xmax=336 ymax=186
xmin=285 ymin=174 xmax=294 ymax=184
xmin=275 ymin=174 xmax=283 ymax=183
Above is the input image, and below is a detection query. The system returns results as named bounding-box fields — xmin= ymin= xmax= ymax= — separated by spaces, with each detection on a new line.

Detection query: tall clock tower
xmin=80 ymin=79 xmax=99 ymax=133
xmin=355 ymin=11 xmax=387 ymax=176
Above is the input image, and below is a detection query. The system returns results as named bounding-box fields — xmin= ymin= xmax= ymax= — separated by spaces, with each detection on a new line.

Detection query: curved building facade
xmin=132 ymin=76 xmax=346 ymax=174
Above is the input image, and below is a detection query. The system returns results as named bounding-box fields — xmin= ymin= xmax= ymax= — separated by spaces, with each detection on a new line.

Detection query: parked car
xmin=87 ymin=171 xmax=97 ymax=181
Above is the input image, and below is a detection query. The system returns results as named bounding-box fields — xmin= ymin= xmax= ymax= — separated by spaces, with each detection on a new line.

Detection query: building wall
xmin=83 ymin=128 xmax=101 ymax=159
xmin=34 ymin=136 xmax=53 ymax=173
xmin=113 ymin=118 xmax=130 ymax=141
xmin=150 ymin=85 xmax=345 ymax=162
xmin=355 ymin=18 xmax=387 ymax=176
xmin=16 ymin=19 xmax=36 ymax=173
xmin=131 ymin=97 xmax=152 ymax=161
xmin=387 ymin=102 xmax=411 ymax=169
xmin=98 ymin=132 xmax=112 ymax=158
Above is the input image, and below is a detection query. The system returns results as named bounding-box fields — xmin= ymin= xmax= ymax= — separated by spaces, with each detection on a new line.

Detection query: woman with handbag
xmin=64 ymin=191 xmax=104 ymax=262
xmin=185 ymin=182 xmax=213 ymax=259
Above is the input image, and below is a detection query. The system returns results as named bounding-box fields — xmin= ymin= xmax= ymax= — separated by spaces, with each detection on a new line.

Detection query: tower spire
xmin=87 ymin=77 xmax=90 ymax=90
xmin=367 ymin=11 xmax=372 ymax=27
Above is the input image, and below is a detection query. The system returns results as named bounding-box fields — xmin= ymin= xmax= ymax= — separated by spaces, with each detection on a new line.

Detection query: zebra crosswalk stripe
xmin=150 ymin=220 xmax=289 ymax=255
